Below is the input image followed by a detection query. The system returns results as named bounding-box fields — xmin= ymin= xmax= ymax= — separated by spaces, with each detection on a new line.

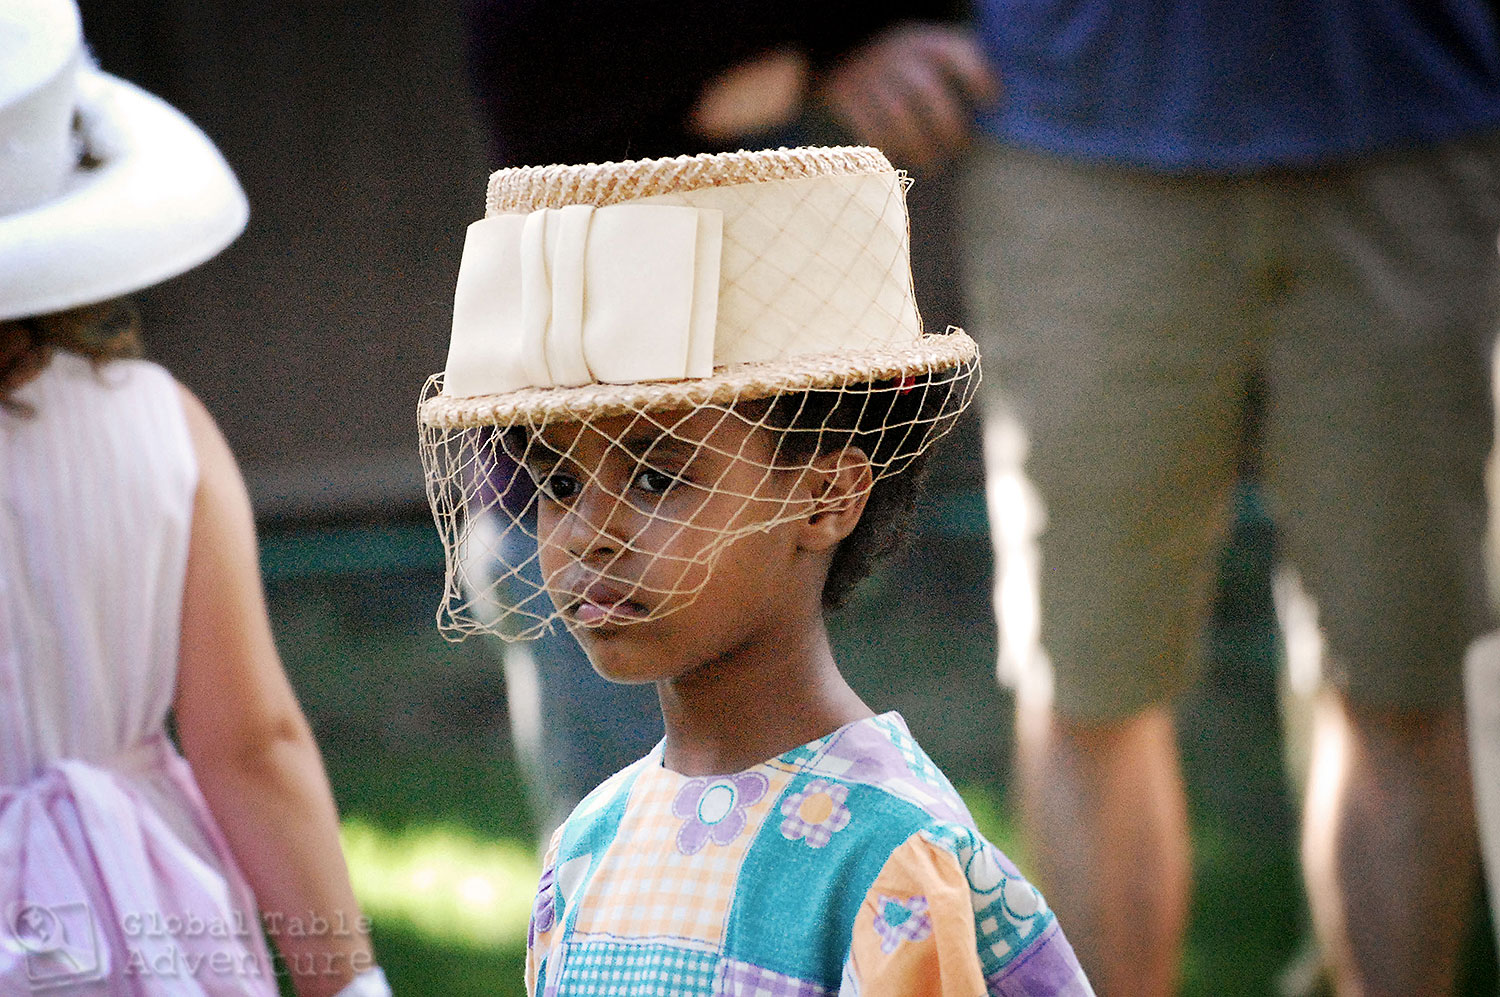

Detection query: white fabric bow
xmin=444 ymin=203 xmax=722 ymax=398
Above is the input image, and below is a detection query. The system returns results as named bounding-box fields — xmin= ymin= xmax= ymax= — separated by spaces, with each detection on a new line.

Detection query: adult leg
xmin=1475 ymin=341 xmax=1500 ymax=960
xmin=1302 ymin=690 xmax=1476 ymax=996
xmin=1263 ymin=133 xmax=1500 ymax=995
xmin=964 ymin=144 xmax=1251 ymax=995
xmin=1465 ymin=634 xmax=1500 ymax=962
xmin=1015 ymin=695 xmax=1191 ymax=996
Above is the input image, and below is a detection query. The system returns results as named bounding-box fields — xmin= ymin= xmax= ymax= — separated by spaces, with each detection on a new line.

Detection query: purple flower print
xmin=779 ymin=779 xmax=852 ymax=848
xmin=872 ymin=894 xmax=932 ymax=953
xmin=671 ymin=772 xmax=769 ymax=855
xmin=528 ymin=864 xmax=557 ymax=947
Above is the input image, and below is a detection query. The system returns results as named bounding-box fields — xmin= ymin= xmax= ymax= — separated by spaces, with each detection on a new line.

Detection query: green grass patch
xmin=337 ymin=818 xmax=534 ymax=996
xmin=342 ymin=820 xmax=537 ymax=950
xmin=327 ymin=748 xmax=537 ymax=844
xmin=368 ymin=918 xmax=526 ymax=997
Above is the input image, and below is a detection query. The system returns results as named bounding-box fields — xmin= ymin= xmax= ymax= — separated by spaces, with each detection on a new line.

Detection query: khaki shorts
xmin=962 ymin=135 xmax=1500 ymax=719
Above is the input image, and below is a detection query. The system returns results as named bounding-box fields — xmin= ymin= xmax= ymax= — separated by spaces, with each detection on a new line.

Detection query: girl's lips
xmin=572 ymin=599 xmax=648 ymax=627
xmin=568 ymin=582 xmax=651 ymax=627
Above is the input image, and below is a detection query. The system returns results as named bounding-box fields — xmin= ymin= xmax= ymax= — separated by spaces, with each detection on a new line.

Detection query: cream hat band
xmin=444 ymin=167 xmax=920 ymax=398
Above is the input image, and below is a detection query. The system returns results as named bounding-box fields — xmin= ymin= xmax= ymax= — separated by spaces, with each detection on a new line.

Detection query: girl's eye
xmin=537 ymin=472 xmax=581 ymax=503
xmin=633 ymin=468 xmax=679 ymax=495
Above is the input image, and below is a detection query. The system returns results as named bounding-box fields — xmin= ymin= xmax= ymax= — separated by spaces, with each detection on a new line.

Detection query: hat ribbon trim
xmin=444 ymin=202 xmax=722 ymax=399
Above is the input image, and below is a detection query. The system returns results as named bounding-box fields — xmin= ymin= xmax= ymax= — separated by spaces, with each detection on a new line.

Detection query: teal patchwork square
xmin=558 ymin=761 xmax=647 ymax=868
xmin=558 ymin=940 xmax=717 ymax=996
xmin=555 ymin=762 xmax=648 ymax=936
xmin=973 ymin=889 xmax=1058 ymax=977
xmin=777 ymin=742 xmax=823 ymax=770
xmin=916 ymin=823 xmax=1058 ymax=977
xmin=721 ymin=778 xmax=929 ymax=986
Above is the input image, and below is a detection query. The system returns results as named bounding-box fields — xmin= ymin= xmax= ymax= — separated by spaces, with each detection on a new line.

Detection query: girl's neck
xmin=655 ymin=615 xmax=872 ymax=777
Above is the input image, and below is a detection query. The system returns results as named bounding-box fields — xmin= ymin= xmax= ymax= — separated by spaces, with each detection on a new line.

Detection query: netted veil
xmin=420 ymin=147 xmax=979 ymax=641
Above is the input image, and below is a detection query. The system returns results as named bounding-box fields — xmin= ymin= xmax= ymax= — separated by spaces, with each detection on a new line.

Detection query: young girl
xmin=421 ymin=147 xmax=1094 ymax=995
xmin=0 ymin=2 xmax=387 ymax=994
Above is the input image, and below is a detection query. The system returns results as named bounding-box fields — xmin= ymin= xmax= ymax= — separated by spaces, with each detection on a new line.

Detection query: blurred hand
xmin=822 ymin=23 xmax=999 ymax=171
xmin=691 ymin=47 xmax=809 ymax=142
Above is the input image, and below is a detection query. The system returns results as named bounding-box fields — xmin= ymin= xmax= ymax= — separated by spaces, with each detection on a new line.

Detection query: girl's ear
xmin=797 ymin=446 xmax=872 ymax=552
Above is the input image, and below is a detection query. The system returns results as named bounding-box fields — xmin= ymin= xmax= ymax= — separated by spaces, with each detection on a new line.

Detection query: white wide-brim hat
xmin=0 ymin=0 xmax=248 ymax=322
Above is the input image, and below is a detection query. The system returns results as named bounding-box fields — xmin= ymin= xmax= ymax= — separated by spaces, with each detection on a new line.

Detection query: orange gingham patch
xmin=572 ymin=765 xmax=794 ymax=946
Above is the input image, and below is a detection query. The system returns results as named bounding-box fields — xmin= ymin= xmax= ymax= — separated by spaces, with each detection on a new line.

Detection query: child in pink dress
xmin=0 ymin=2 xmax=389 ymax=994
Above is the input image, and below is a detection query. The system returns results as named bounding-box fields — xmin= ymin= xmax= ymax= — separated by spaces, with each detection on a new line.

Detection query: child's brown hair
xmin=1 ymin=298 xmax=143 ymax=411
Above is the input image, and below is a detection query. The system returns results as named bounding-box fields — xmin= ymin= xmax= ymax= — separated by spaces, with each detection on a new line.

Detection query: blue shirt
xmin=975 ymin=1 xmax=1500 ymax=171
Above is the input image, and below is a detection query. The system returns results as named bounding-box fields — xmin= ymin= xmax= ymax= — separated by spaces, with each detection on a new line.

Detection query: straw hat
xmin=0 ymin=0 xmax=247 ymax=321
xmin=421 ymin=147 xmax=979 ymax=641
xmin=419 ymin=146 xmax=977 ymax=429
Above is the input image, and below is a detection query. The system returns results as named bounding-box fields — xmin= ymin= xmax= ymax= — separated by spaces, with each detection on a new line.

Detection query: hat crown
xmin=0 ymin=0 xmax=82 ymax=215
xmin=443 ymin=146 xmax=923 ymax=401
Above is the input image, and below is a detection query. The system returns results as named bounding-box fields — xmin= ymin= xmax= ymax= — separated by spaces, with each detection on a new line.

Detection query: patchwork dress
xmin=526 ymin=712 xmax=1093 ymax=996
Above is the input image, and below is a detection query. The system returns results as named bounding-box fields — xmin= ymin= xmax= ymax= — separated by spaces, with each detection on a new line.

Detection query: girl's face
xmin=523 ymin=407 xmax=814 ymax=684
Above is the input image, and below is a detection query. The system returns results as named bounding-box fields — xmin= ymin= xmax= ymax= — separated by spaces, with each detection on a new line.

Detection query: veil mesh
xmin=419 ymin=147 xmax=980 ymax=641
xmin=420 ymin=357 xmax=976 ymax=640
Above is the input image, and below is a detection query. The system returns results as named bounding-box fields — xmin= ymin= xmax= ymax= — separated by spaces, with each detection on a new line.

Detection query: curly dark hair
xmin=1 ymin=299 xmax=144 ymax=413
xmin=758 ymin=367 xmax=972 ymax=610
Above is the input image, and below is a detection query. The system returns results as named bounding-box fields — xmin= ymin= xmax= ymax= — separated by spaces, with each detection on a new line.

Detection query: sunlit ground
xmin=341 ymin=821 xmax=537 ymax=950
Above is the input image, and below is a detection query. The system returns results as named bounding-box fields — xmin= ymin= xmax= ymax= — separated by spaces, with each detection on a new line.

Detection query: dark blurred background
xmin=73 ymin=2 xmax=1496 ymax=994
xmin=79 ymin=0 xmax=481 ymax=518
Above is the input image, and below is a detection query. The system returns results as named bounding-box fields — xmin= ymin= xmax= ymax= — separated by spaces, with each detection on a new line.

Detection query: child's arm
xmin=171 ymin=384 xmax=379 ymax=997
xmin=843 ymin=828 xmax=1094 ymax=996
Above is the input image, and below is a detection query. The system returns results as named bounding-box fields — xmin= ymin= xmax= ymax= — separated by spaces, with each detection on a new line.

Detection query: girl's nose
xmin=560 ymin=480 xmax=631 ymax=564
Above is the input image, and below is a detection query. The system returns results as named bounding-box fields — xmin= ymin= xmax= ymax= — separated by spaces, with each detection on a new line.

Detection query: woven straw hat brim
xmin=420 ymin=329 xmax=978 ymax=430
xmin=486 ymin=146 xmax=898 ymax=213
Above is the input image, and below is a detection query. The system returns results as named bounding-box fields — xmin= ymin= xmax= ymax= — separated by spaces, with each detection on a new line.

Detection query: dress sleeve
xmin=841 ymin=828 xmax=1095 ymax=997
xmin=525 ymin=829 xmax=565 ymax=997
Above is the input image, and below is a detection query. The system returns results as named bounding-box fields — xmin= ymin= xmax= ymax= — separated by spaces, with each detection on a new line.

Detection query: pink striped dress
xmin=0 ymin=353 xmax=275 ymax=994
